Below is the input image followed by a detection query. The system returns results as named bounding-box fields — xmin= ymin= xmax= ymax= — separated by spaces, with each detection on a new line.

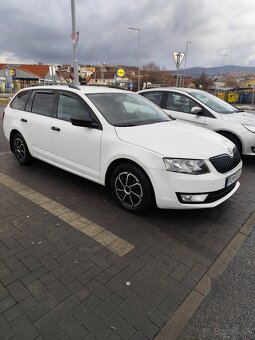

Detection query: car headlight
xmin=243 ymin=124 xmax=255 ymax=133
xmin=163 ymin=158 xmax=210 ymax=175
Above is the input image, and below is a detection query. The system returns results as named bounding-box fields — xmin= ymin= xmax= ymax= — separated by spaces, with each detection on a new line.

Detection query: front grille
xmin=209 ymin=147 xmax=241 ymax=173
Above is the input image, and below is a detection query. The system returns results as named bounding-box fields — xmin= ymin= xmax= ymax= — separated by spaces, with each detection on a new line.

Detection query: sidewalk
xmin=178 ymin=215 xmax=255 ymax=340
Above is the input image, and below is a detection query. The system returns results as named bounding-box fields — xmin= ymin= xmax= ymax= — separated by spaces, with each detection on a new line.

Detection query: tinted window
xmin=141 ymin=91 xmax=164 ymax=106
xmin=31 ymin=92 xmax=55 ymax=116
xmin=57 ymin=94 xmax=91 ymax=121
xmin=166 ymin=93 xmax=199 ymax=114
xmin=10 ymin=90 xmax=30 ymax=110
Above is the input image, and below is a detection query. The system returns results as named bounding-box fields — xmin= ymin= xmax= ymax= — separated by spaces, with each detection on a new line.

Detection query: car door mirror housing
xmin=71 ymin=117 xmax=99 ymax=128
xmin=191 ymin=106 xmax=203 ymax=115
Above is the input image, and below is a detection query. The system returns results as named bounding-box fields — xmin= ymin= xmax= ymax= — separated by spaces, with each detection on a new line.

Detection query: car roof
xmin=21 ymin=84 xmax=130 ymax=95
xmin=139 ymin=87 xmax=203 ymax=95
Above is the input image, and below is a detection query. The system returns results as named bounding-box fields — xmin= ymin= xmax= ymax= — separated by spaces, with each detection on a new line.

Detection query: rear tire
xmin=11 ymin=133 xmax=33 ymax=165
xmin=110 ymin=163 xmax=154 ymax=214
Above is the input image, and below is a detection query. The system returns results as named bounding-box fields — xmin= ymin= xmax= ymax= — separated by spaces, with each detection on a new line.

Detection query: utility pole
xmin=71 ymin=0 xmax=79 ymax=85
xmin=129 ymin=27 xmax=141 ymax=91
xmin=182 ymin=41 xmax=192 ymax=87
xmin=217 ymin=54 xmax=227 ymax=95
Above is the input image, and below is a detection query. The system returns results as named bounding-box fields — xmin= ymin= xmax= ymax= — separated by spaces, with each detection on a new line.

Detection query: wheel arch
xmin=10 ymin=129 xmax=21 ymax=153
xmin=215 ymin=130 xmax=243 ymax=154
xmin=105 ymin=158 xmax=155 ymax=197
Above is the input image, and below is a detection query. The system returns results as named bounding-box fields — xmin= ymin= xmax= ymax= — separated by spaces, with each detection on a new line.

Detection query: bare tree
xmin=197 ymin=72 xmax=213 ymax=91
xmin=142 ymin=62 xmax=161 ymax=72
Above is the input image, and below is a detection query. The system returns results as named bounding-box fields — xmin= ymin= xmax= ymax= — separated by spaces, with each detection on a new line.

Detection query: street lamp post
xmin=182 ymin=41 xmax=192 ymax=87
xmin=89 ymin=49 xmax=96 ymax=82
xmin=219 ymin=54 xmax=227 ymax=91
xmin=71 ymin=0 xmax=79 ymax=85
xmin=129 ymin=27 xmax=141 ymax=91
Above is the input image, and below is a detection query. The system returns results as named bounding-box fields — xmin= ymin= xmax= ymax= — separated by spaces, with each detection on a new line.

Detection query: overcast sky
xmin=1 ymin=0 xmax=255 ymax=70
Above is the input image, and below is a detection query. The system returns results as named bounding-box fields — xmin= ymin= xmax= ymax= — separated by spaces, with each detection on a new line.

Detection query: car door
xmin=21 ymin=89 xmax=55 ymax=161
xmin=164 ymin=92 xmax=205 ymax=127
xmin=51 ymin=91 xmax=102 ymax=180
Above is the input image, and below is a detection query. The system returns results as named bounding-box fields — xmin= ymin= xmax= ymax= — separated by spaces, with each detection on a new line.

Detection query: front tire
xmin=110 ymin=163 xmax=154 ymax=213
xmin=11 ymin=133 xmax=33 ymax=165
xmin=219 ymin=132 xmax=242 ymax=156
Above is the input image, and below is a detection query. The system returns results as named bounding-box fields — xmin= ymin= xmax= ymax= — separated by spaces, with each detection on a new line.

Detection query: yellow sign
xmin=10 ymin=68 xmax=16 ymax=77
xmin=117 ymin=68 xmax=125 ymax=78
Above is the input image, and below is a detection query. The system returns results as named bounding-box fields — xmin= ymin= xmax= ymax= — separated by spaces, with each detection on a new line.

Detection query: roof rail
xmin=68 ymin=84 xmax=81 ymax=90
xmin=83 ymin=84 xmax=128 ymax=91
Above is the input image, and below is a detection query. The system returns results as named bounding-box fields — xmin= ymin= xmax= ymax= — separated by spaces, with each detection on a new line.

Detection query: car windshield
xmin=190 ymin=91 xmax=239 ymax=114
xmin=87 ymin=92 xmax=171 ymax=126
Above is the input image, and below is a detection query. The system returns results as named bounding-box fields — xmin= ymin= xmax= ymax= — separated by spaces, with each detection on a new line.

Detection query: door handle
xmin=21 ymin=118 xmax=27 ymax=122
xmin=51 ymin=126 xmax=61 ymax=132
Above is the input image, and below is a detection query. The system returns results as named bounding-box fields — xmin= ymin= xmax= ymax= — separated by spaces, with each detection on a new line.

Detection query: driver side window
xmin=57 ymin=94 xmax=91 ymax=121
xmin=166 ymin=93 xmax=200 ymax=115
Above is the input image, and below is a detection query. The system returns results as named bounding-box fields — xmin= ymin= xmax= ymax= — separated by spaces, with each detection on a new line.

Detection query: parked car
xmin=138 ymin=87 xmax=255 ymax=156
xmin=3 ymin=85 xmax=242 ymax=213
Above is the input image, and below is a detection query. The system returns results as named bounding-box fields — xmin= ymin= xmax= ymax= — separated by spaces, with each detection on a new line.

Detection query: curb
xmin=156 ymin=210 xmax=255 ymax=340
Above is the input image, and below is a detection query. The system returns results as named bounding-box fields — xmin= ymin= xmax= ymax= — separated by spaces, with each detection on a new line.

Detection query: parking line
xmin=0 ymin=171 xmax=135 ymax=257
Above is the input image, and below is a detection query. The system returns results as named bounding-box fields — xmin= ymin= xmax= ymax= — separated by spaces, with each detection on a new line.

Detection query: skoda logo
xmin=228 ymin=147 xmax=234 ymax=157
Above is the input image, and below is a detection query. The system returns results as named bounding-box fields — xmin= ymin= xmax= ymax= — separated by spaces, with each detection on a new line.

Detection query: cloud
xmin=0 ymin=0 xmax=255 ymax=70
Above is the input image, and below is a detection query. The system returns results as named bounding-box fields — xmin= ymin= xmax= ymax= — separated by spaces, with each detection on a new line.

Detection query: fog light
xmin=180 ymin=194 xmax=208 ymax=202
xmin=251 ymin=147 xmax=255 ymax=153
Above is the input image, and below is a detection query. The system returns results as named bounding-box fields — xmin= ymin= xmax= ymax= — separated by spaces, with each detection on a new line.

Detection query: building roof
xmin=18 ymin=64 xmax=49 ymax=77
xmin=0 ymin=64 xmax=49 ymax=77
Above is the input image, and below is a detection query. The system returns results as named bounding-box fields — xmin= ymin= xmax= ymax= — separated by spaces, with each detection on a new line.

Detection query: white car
xmin=139 ymin=87 xmax=255 ymax=156
xmin=3 ymin=85 xmax=242 ymax=213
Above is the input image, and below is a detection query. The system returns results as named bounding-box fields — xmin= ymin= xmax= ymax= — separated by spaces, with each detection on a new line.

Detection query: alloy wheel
xmin=114 ymin=171 xmax=143 ymax=208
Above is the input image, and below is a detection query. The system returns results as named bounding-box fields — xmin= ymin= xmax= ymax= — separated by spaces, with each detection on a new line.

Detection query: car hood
xmin=115 ymin=121 xmax=234 ymax=159
xmin=221 ymin=111 xmax=255 ymax=126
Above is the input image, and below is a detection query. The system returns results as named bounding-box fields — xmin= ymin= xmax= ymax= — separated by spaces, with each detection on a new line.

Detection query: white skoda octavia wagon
xmin=3 ymin=85 xmax=242 ymax=213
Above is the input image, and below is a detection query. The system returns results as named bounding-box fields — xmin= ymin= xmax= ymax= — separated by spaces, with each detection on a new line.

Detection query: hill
xmin=171 ymin=65 xmax=255 ymax=76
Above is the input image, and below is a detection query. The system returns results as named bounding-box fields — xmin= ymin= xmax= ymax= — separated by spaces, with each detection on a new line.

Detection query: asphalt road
xmin=0 ymin=105 xmax=5 ymax=118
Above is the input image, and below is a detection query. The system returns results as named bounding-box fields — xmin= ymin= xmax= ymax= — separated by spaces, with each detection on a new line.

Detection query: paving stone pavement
xmin=0 ymin=112 xmax=255 ymax=339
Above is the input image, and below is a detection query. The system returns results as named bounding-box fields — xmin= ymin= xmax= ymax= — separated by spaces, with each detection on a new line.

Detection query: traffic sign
xmin=173 ymin=52 xmax=185 ymax=67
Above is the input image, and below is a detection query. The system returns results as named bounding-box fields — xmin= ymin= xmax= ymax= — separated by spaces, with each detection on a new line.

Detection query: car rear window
xmin=31 ymin=91 xmax=55 ymax=117
xmin=10 ymin=90 xmax=31 ymax=111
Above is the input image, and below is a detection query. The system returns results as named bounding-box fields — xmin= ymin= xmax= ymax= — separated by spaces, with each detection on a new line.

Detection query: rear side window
xmin=10 ymin=90 xmax=30 ymax=110
xmin=31 ymin=91 xmax=55 ymax=117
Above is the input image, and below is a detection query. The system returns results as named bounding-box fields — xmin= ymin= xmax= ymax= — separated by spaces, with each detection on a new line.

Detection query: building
xmin=0 ymin=64 xmax=59 ymax=92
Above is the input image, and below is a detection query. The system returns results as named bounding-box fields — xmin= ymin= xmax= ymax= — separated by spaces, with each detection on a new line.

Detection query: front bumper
xmin=148 ymin=162 xmax=242 ymax=209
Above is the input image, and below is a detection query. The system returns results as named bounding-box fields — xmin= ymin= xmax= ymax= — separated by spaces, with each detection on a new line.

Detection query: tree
xmin=196 ymin=72 xmax=213 ymax=90
xmin=142 ymin=62 xmax=161 ymax=72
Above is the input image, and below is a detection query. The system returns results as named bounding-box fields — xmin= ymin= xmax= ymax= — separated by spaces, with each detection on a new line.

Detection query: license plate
xmin=226 ymin=168 xmax=242 ymax=187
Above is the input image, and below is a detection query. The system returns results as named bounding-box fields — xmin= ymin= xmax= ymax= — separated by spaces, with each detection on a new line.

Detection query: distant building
xmin=240 ymin=78 xmax=255 ymax=89
xmin=0 ymin=64 xmax=59 ymax=92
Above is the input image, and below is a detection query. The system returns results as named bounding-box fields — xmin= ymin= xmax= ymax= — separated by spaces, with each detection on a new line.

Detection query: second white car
xmin=139 ymin=87 xmax=255 ymax=157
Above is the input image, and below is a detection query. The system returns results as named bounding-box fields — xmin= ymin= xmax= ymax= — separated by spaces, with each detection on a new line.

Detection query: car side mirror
xmin=191 ymin=106 xmax=203 ymax=115
xmin=71 ymin=116 xmax=99 ymax=129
